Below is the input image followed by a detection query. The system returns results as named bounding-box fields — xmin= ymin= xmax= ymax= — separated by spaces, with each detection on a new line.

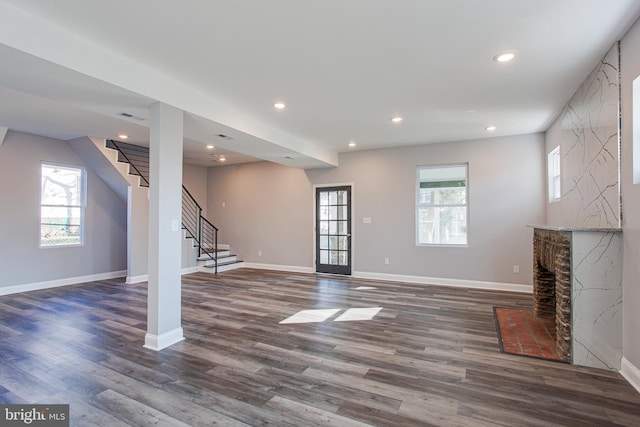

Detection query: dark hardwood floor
xmin=1 ymin=269 xmax=639 ymax=426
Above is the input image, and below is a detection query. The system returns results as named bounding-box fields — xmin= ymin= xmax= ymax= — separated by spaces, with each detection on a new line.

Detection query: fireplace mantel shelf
xmin=528 ymin=224 xmax=622 ymax=233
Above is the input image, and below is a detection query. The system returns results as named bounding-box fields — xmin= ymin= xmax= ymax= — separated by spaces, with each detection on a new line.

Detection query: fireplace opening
xmin=533 ymin=229 xmax=572 ymax=362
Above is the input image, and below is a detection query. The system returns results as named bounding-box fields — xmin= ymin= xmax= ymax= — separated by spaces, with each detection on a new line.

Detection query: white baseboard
xmin=354 ymin=271 xmax=532 ymax=293
xmin=0 ymin=266 xmax=530 ymax=296
xmin=143 ymin=327 xmax=184 ymax=351
xmin=243 ymin=263 xmax=315 ymax=274
xmin=621 ymin=357 xmax=640 ymax=393
xmin=181 ymin=266 xmax=199 ymax=275
xmin=0 ymin=270 xmax=127 ymax=296
xmin=126 ymin=274 xmax=148 ymax=284
xmin=126 ymin=267 xmax=206 ymax=284
xmin=242 ymin=264 xmax=531 ymax=293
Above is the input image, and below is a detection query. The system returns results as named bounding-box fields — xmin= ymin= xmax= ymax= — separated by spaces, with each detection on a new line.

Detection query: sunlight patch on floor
xmin=334 ymin=307 xmax=382 ymax=322
xmin=279 ymin=307 xmax=382 ymax=324
xmin=278 ymin=309 xmax=341 ymax=324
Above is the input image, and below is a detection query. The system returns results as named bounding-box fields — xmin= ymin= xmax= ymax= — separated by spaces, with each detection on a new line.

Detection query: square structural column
xmin=145 ymin=102 xmax=185 ymax=351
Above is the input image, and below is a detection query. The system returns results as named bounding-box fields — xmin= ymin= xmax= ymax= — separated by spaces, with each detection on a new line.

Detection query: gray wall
xmin=183 ymin=163 xmax=208 ymax=218
xmin=208 ymin=133 xmax=546 ymax=284
xmin=620 ymin=17 xmax=640 ymax=375
xmin=0 ymin=131 xmax=127 ymax=288
xmin=207 ymin=161 xmax=314 ymax=267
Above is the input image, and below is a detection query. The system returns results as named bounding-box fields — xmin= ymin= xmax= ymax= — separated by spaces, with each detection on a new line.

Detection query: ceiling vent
xmin=217 ymin=134 xmax=234 ymax=140
xmin=118 ymin=112 xmax=145 ymax=121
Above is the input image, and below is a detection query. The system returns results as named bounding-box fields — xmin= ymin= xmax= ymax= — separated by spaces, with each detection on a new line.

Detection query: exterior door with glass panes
xmin=316 ymin=186 xmax=351 ymax=275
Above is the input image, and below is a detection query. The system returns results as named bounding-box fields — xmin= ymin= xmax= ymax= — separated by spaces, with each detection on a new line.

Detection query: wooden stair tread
xmin=202 ymin=259 xmax=244 ymax=268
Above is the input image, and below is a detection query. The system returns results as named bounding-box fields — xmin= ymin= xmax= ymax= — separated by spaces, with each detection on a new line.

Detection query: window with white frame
xmin=416 ymin=164 xmax=468 ymax=246
xmin=40 ymin=163 xmax=85 ymax=247
xmin=633 ymin=75 xmax=640 ymax=184
xmin=548 ymin=146 xmax=561 ymax=202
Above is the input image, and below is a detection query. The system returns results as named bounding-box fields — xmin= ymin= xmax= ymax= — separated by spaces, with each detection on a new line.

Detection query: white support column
xmin=0 ymin=126 xmax=8 ymax=146
xmin=144 ymin=102 xmax=184 ymax=351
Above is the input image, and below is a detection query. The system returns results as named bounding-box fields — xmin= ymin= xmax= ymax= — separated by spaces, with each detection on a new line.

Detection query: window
xmin=40 ymin=163 xmax=85 ymax=247
xmin=548 ymin=146 xmax=561 ymax=202
xmin=416 ymin=164 xmax=468 ymax=246
xmin=634 ymin=75 xmax=640 ymax=184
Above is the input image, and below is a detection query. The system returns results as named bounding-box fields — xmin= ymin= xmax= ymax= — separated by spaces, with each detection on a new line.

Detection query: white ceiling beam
xmin=0 ymin=3 xmax=338 ymax=168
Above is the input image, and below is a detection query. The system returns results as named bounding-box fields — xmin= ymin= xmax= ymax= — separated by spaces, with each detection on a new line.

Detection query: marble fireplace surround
xmin=532 ymin=226 xmax=622 ymax=370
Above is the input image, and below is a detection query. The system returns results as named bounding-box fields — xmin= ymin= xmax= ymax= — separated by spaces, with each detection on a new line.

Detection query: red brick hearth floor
xmin=494 ymin=307 xmax=564 ymax=362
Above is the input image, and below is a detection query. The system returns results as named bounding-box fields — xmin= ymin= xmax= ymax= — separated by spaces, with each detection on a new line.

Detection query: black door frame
xmin=315 ymin=185 xmax=352 ymax=275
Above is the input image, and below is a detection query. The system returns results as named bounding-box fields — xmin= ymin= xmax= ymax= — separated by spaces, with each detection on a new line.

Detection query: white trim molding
xmin=181 ymin=266 xmax=199 ymax=275
xmin=143 ymin=327 xmax=184 ymax=351
xmin=353 ymin=271 xmax=532 ymax=293
xmin=244 ymin=264 xmax=531 ymax=293
xmin=244 ymin=263 xmax=314 ymax=274
xmin=621 ymin=357 xmax=640 ymax=393
xmin=126 ymin=274 xmax=148 ymax=284
xmin=127 ymin=267 xmax=206 ymax=284
xmin=0 ymin=270 xmax=127 ymax=296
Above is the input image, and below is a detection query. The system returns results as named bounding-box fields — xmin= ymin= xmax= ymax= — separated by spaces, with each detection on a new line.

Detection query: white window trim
xmin=548 ymin=146 xmax=561 ymax=203
xmin=416 ymin=163 xmax=469 ymax=247
xmin=40 ymin=162 xmax=86 ymax=248
xmin=633 ymin=75 xmax=640 ymax=185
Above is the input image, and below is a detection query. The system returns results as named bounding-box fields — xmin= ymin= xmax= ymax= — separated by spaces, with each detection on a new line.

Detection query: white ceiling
xmin=1 ymin=0 xmax=639 ymax=168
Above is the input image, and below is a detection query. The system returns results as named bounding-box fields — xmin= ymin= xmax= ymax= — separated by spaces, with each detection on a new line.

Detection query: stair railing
xmin=182 ymin=186 xmax=218 ymax=273
xmin=105 ymin=140 xmax=150 ymax=187
xmin=200 ymin=216 xmax=219 ymax=274
xmin=106 ymin=139 xmax=219 ymax=273
xmin=181 ymin=186 xmax=200 ymax=242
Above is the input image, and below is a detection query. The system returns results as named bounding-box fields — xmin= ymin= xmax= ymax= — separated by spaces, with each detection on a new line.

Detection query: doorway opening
xmin=315 ymin=186 xmax=352 ymax=275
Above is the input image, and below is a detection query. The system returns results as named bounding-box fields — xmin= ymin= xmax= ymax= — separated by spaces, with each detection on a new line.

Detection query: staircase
xmin=105 ymin=139 xmax=243 ymax=273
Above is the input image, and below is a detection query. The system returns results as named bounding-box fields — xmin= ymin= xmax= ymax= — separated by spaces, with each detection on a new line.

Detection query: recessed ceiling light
xmin=118 ymin=134 xmax=128 ymax=139
xmin=219 ymin=156 xmax=227 ymax=162
xmin=391 ymin=116 xmax=403 ymax=123
xmin=348 ymin=141 xmax=357 ymax=147
xmin=485 ymin=125 xmax=497 ymax=131
xmin=206 ymin=144 xmax=214 ymax=149
xmin=274 ymin=102 xmax=286 ymax=109
xmin=494 ymin=52 xmax=515 ymax=63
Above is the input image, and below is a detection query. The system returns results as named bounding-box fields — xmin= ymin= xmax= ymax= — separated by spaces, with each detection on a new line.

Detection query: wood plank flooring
xmin=1 ymin=269 xmax=639 ymax=426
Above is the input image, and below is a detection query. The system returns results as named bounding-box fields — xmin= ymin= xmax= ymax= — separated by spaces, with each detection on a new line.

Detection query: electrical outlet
xmin=258 ymin=250 xmax=262 ymax=257
xmin=513 ymin=265 xmax=520 ymax=274
xmin=384 ymin=257 xmax=390 ymax=265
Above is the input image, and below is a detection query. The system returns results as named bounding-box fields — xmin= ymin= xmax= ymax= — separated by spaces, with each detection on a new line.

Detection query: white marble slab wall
xmin=556 ymin=43 xmax=621 ymax=228
xmin=571 ymin=230 xmax=623 ymax=370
